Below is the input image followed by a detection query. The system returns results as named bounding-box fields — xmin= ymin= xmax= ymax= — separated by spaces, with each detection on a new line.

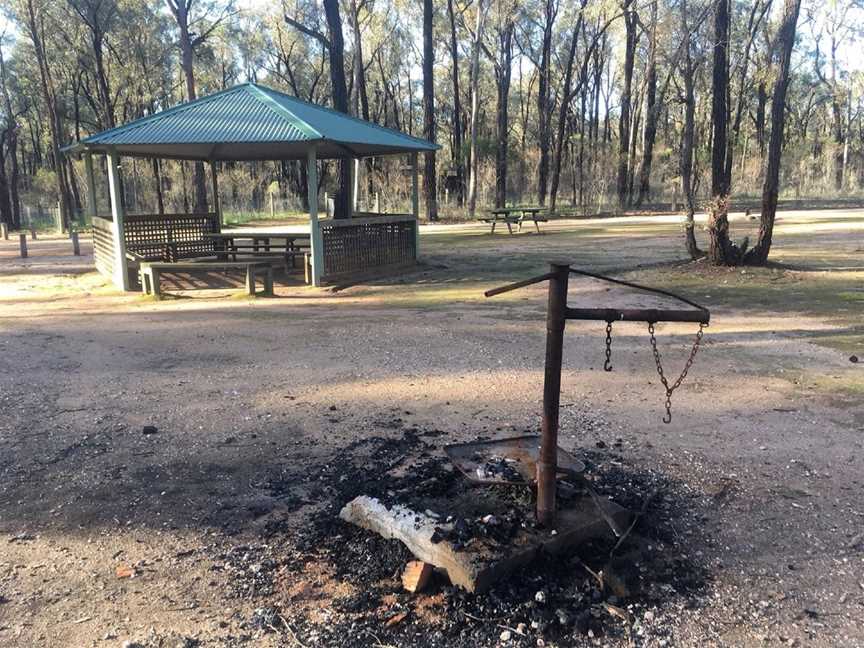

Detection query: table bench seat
xmin=139 ymin=261 xmax=274 ymax=300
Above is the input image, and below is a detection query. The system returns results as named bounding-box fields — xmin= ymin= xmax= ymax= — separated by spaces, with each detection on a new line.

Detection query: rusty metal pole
xmin=537 ymin=262 xmax=569 ymax=527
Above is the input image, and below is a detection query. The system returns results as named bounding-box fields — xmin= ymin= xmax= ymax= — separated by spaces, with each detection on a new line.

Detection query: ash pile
xmin=245 ymin=428 xmax=711 ymax=648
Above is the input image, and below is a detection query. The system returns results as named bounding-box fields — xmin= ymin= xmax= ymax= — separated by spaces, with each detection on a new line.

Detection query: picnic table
xmin=204 ymin=231 xmax=310 ymax=267
xmin=482 ymin=207 xmax=548 ymax=234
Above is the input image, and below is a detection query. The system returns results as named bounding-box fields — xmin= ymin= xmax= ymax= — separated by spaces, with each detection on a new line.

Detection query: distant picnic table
xmin=481 ymin=207 xmax=548 ymax=234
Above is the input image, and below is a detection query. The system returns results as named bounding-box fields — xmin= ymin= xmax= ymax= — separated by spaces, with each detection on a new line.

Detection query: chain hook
xmin=604 ymin=320 xmax=613 ymax=372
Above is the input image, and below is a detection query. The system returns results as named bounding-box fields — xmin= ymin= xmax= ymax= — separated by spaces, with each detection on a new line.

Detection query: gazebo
xmin=62 ymin=83 xmax=438 ymax=289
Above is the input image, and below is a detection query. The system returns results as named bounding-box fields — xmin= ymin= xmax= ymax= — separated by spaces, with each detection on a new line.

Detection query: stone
xmin=500 ymin=630 xmax=512 ymax=642
xmin=142 ymin=425 xmax=158 ymax=435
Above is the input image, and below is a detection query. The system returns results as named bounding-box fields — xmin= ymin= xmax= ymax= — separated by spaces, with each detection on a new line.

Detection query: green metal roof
xmin=62 ymin=83 xmax=439 ymax=161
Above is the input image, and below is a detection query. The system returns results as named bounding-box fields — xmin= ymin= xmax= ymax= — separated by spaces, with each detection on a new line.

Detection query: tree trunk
xmin=169 ymin=0 xmax=209 ymax=214
xmin=706 ymin=0 xmax=735 ymax=265
xmin=0 ymin=44 xmax=20 ymax=228
xmin=616 ymin=0 xmax=637 ymax=209
xmin=24 ymin=0 xmax=73 ymax=229
xmin=322 ymin=0 xmax=351 ymax=218
xmin=536 ymin=0 xmax=556 ymax=206
xmin=679 ymin=0 xmax=701 ymax=259
xmin=635 ymin=0 xmax=658 ymax=207
xmin=755 ymin=82 xmax=767 ymax=157
xmin=422 ymin=0 xmax=438 ymax=220
xmin=494 ymin=17 xmax=514 ymax=209
xmin=153 ymin=158 xmax=165 ymax=215
xmin=467 ymin=0 xmax=488 ymax=218
xmin=549 ymin=10 xmax=583 ymax=211
xmin=446 ymin=0 xmax=465 ymax=206
xmin=745 ymin=0 xmax=801 ymax=265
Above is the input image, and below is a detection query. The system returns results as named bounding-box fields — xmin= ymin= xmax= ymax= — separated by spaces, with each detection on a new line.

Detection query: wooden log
xmin=19 ymin=233 xmax=27 ymax=258
xmin=340 ymin=494 xmax=631 ymax=593
xmin=401 ymin=561 xmax=433 ymax=593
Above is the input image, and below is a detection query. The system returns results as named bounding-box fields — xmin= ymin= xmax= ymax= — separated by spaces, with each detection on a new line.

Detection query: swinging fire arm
xmin=485 ymin=262 xmax=709 ymax=527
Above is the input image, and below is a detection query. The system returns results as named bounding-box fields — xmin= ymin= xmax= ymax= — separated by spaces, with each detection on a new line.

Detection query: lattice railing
xmin=320 ymin=214 xmax=417 ymax=282
xmin=124 ymin=213 xmax=219 ymax=262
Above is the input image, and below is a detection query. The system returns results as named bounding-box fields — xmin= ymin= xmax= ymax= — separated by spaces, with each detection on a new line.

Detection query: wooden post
xmin=84 ymin=152 xmax=98 ymax=223
xmin=1 ymin=222 xmax=7 ymax=240
xmin=352 ymin=157 xmax=360 ymax=213
xmin=106 ymin=149 xmax=130 ymax=291
xmin=19 ymin=233 xmax=27 ymax=258
xmin=209 ymin=160 xmax=222 ymax=229
xmin=410 ymin=153 xmax=420 ymax=259
xmin=71 ymin=230 xmax=80 ymax=256
xmin=56 ymin=200 xmax=63 ymax=234
xmin=269 ymin=191 xmax=275 ymax=218
xmin=30 ymin=226 xmax=37 ymax=240
xmin=307 ymin=147 xmax=323 ymax=287
xmin=374 ymin=192 xmax=380 ymax=213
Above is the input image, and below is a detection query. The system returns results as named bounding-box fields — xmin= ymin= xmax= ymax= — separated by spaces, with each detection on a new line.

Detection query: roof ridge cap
xmin=255 ymin=83 xmax=437 ymax=148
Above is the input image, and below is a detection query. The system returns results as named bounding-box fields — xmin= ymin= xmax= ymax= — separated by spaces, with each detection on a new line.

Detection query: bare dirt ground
xmin=0 ymin=209 xmax=862 ymax=648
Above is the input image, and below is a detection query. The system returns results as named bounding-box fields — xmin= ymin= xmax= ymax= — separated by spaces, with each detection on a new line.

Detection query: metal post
xmin=71 ymin=230 xmax=80 ymax=256
xmin=209 ymin=160 xmax=222 ymax=229
xmin=537 ymin=262 xmax=570 ymax=527
xmin=410 ymin=153 xmax=420 ymax=259
xmin=19 ymin=233 xmax=27 ymax=258
xmin=306 ymin=147 xmax=323 ymax=286
xmin=106 ymin=149 xmax=130 ymax=291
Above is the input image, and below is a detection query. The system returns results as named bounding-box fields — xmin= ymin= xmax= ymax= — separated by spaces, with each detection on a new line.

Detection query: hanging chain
xmin=648 ymin=321 xmax=706 ymax=424
xmin=604 ymin=321 xmax=613 ymax=371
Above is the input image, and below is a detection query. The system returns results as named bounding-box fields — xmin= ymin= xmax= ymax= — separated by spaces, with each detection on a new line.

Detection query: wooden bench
xmin=139 ymin=261 xmax=274 ymax=300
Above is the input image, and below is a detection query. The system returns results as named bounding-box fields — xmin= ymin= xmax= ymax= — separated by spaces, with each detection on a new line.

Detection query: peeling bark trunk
xmin=745 ymin=0 xmax=801 ymax=265
xmin=536 ymin=0 xmax=556 ymax=206
xmin=616 ymin=0 xmax=637 ymax=209
xmin=422 ymin=0 xmax=438 ymax=220
xmin=494 ymin=18 xmax=514 ymax=208
xmin=447 ymin=0 xmax=465 ymax=206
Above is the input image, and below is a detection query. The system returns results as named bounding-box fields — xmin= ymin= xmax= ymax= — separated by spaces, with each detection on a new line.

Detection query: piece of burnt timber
xmin=538 ymin=262 xmax=569 ymax=527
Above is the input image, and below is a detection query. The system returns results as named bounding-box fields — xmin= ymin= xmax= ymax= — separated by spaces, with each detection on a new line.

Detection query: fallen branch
xmin=610 ymin=487 xmax=659 ymax=558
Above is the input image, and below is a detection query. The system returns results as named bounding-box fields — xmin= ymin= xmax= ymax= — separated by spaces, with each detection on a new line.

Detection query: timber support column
xmin=411 ymin=153 xmax=420 ymax=259
xmin=306 ymin=147 xmax=323 ymax=287
xmin=536 ymin=261 xmax=570 ymax=527
xmin=106 ymin=149 xmax=130 ymax=291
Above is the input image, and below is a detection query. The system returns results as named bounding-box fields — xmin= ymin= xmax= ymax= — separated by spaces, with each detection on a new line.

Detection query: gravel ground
xmin=0 ymin=213 xmax=862 ymax=647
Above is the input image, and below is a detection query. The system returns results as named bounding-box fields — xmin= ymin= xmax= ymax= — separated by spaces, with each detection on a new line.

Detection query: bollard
xmin=19 ymin=233 xmax=27 ymax=258
xmin=71 ymin=231 xmax=80 ymax=256
xmin=1 ymin=222 xmax=8 ymax=240
xmin=30 ymin=227 xmax=37 ymax=240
